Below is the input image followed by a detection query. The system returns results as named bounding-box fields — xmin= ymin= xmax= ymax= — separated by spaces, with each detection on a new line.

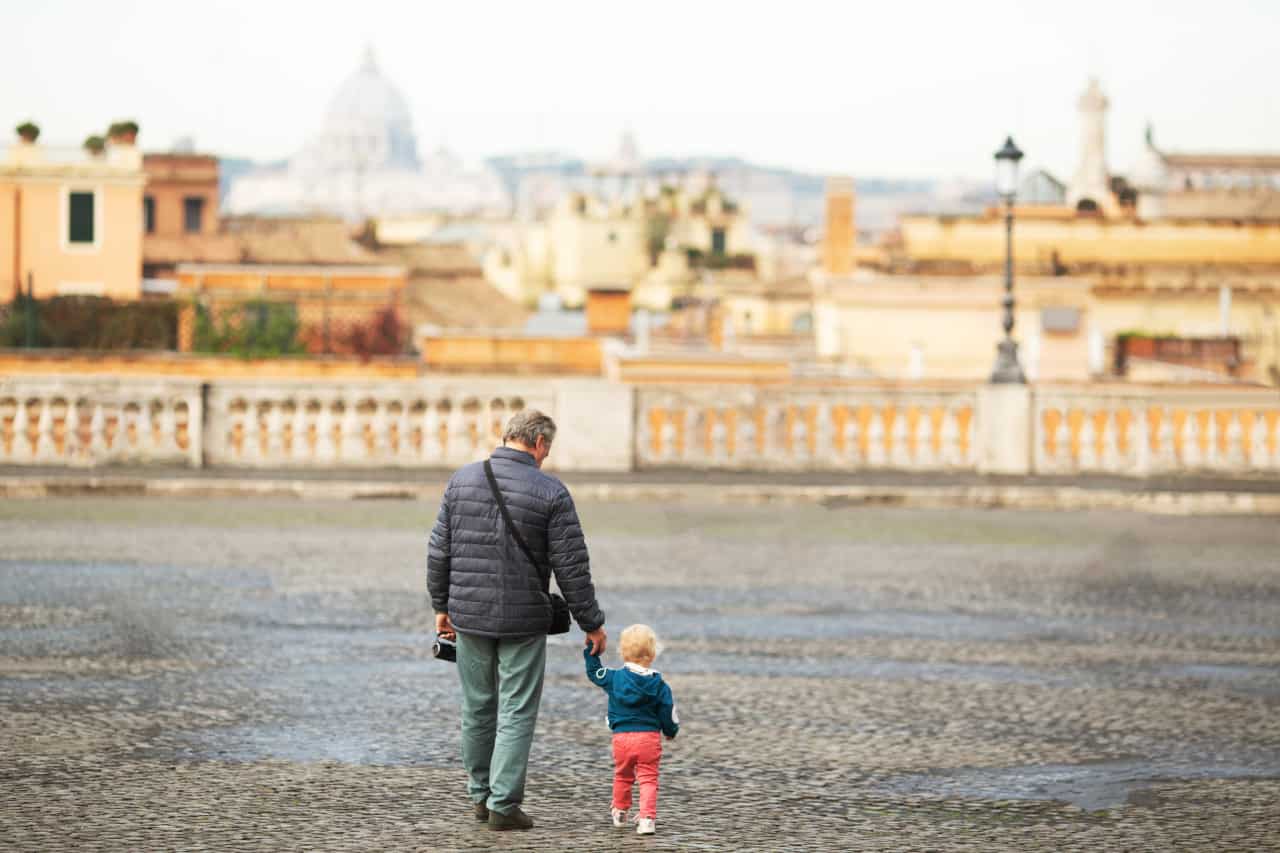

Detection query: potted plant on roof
xmin=16 ymin=121 xmax=39 ymax=143
xmin=83 ymin=134 xmax=106 ymax=157
xmin=107 ymin=120 xmax=139 ymax=145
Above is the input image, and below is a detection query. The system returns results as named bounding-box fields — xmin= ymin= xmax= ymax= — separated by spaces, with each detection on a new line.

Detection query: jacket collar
xmin=491 ymin=445 xmax=537 ymax=467
xmin=623 ymin=661 xmax=657 ymax=676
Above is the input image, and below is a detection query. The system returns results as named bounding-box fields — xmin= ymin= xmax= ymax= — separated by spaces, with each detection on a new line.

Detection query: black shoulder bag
xmin=484 ymin=460 xmax=572 ymax=635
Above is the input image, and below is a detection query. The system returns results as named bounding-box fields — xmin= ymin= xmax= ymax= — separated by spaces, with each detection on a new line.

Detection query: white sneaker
xmin=635 ymin=817 xmax=655 ymax=835
xmin=611 ymin=808 xmax=629 ymax=828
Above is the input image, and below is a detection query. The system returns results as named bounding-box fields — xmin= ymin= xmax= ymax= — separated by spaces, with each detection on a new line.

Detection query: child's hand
xmin=584 ymin=627 xmax=607 ymax=656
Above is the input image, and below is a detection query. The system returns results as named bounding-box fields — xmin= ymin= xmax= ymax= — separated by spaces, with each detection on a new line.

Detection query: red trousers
xmin=611 ymin=731 xmax=662 ymax=818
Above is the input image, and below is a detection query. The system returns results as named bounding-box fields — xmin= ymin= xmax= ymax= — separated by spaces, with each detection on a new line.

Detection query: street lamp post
xmin=990 ymin=135 xmax=1026 ymax=384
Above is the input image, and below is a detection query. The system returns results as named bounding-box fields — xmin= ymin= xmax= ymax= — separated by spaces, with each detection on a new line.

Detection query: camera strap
xmin=484 ymin=459 xmax=551 ymax=593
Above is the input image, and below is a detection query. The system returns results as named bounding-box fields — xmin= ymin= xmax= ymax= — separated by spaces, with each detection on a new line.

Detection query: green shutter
xmin=69 ymin=192 xmax=95 ymax=244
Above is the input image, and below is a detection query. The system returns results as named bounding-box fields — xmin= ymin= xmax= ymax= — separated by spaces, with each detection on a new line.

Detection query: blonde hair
xmin=619 ymin=624 xmax=658 ymax=664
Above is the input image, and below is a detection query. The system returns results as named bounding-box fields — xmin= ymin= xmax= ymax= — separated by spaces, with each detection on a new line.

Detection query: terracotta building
xmin=174 ymin=262 xmax=407 ymax=355
xmin=140 ymin=152 xmax=243 ymax=286
xmin=1 ymin=128 xmax=145 ymax=301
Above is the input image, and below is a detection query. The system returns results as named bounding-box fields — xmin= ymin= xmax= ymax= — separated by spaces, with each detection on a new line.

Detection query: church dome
xmin=313 ymin=47 xmax=420 ymax=172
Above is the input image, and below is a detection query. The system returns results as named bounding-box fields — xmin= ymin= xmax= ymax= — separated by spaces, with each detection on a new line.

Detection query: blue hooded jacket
xmin=584 ymin=648 xmax=679 ymax=738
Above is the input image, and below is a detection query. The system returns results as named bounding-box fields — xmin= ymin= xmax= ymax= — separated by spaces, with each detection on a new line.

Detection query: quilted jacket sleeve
xmin=548 ymin=487 xmax=604 ymax=632
xmin=426 ymin=483 xmax=452 ymax=614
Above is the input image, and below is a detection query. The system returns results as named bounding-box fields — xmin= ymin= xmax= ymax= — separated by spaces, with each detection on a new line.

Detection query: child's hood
xmin=612 ymin=662 xmax=666 ymax=705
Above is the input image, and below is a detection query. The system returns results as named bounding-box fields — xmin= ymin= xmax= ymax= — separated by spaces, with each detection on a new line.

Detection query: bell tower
xmin=1067 ymin=78 xmax=1114 ymax=214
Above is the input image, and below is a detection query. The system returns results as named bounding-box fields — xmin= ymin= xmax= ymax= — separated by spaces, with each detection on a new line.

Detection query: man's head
xmin=502 ymin=409 xmax=557 ymax=468
xmin=619 ymin=623 xmax=658 ymax=668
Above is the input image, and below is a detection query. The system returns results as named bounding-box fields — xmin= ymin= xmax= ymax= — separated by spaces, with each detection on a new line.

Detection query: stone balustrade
xmin=636 ymin=386 xmax=978 ymax=470
xmin=1034 ymin=386 xmax=1280 ymax=475
xmin=0 ymin=377 xmax=202 ymax=467
xmin=203 ymin=380 xmax=551 ymax=469
xmin=2 ymin=372 xmax=1278 ymax=479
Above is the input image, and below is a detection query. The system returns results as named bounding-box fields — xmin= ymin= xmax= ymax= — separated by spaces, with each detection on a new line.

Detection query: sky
xmin=4 ymin=0 xmax=1278 ymax=181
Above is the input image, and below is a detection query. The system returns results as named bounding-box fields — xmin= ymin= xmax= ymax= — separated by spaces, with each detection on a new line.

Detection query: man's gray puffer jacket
xmin=427 ymin=446 xmax=605 ymax=638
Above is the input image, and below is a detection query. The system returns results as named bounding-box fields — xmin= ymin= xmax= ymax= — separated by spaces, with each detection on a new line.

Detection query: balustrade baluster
xmin=315 ymin=402 xmax=337 ymax=463
xmin=938 ymin=408 xmax=960 ymax=468
xmin=917 ymin=405 xmax=936 ymax=469
xmin=1078 ymin=412 xmax=1097 ymax=470
xmin=1133 ymin=407 xmax=1151 ymax=475
xmin=423 ymin=404 xmax=443 ymax=461
xmin=88 ymin=403 xmax=107 ymax=461
xmin=738 ymin=412 xmax=756 ymax=463
xmin=1251 ymin=412 xmax=1270 ymax=469
xmin=244 ymin=400 xmax=265 ymax=463
xmin=665 ymin=409 xmax=686 ymax=458
xmin=1100 ymin=410 xmax=1119 ymax=472
xmin=1203 ymin=411 xmax=1220 ymax=469
xmin=159 ymin=400 xmax=178 ymax=456
xmin=34 ymin=400 xmax=55 ymax=461
xmin=813 ymin=403 xmax=833 ymax=460
xmin=792 ymin=410 xmax=809 ymax=465
xmin=291 ymin=404 xmax=311 ymax=463
xmin=867 ymin=407 xmax=886 ymax=467
xmin=340 ymin=401 xmax=362 ymax=462
xmin=1049 ymin=407 xmax=1069 ymax=472
xmin=445 ymin=402 xmax=466 ymax=464
xmin=64 ymin=401 xmax=82 ymax=462
xmin=1182 ymin=412 xmax=1201 ymax=469
xmin=1225 ymin=411 xmax=1245 ymax=470
xmin=264 ymin=404 xmax=284 ymax=461
xmin=369 ymin=401 xmax=388 ymax=462
xmin=890 ymin=406 xmax=910 ymax=468
xmin=395 ymin=403 xmax=414 ymax=465
xmin=711 ymin=412 xmax=729 ymax=463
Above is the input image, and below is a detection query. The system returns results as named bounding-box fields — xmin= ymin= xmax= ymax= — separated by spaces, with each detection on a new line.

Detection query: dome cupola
xmin=313 ymin=46 xmax=420 ymax=172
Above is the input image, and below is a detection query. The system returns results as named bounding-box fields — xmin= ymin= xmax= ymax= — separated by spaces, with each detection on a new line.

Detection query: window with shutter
xmin=68 ymin=192 xmax=95 ymax=244
xmin=184 ymin=197 xmax=205 ymax=233
xmin=144 ymin=196 xmax=156 ymax=234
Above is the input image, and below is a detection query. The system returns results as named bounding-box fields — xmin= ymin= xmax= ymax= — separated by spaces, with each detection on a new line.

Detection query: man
xmin=428 ymin=409 xmax=607 ymax=831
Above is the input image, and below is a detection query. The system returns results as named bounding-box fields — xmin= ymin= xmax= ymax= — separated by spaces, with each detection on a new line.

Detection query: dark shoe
xmin=488 ymin=807 xmax=534 ymax=831
xmin=473 ymin=801 xmax=489 ymax=822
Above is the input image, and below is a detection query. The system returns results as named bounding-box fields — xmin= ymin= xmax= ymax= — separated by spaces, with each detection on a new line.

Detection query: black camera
xmin=432 ymin=635 xmax=457 ymax=663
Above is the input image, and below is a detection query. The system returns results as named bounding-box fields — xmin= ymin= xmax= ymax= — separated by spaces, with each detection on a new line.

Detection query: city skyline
xmin=4 ymin=0 xmax=1279 ymax=182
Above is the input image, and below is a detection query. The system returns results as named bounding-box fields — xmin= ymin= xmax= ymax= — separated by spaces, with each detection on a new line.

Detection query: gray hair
xmin=502 ymin=409 xmax=557 ymax=448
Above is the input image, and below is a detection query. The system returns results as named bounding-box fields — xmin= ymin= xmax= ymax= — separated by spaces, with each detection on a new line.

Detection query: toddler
xmin=584 ymin=623 xmax=679 ymax=836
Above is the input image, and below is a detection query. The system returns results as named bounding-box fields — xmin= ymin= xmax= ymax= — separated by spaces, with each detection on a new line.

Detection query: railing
xmin=203 ymin=380 xmax=548 ymax=468
xmin=1034 ymin=386 xmax=1280 ymax=475
xmin=2 ymin=373 xmax=1278 ymax=479
xmin=636 ymin=386 xmax=977 ymax=470
xmin=0 ymin=378 xmax=202 ymax=467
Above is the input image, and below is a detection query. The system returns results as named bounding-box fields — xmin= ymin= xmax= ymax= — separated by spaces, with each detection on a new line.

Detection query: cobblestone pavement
xmin=1 ymin=497 xmax=1278 ymax=851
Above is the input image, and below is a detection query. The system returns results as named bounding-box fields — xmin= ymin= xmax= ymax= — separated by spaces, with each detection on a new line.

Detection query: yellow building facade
xmin=812 ymin=271 xmax=1280 ymax=384
xmin=898 ymin=214 xmax=1280 ymax=270
xmin=484 ymin=184 xmax=756 ymax=311
xmin=1 ymin=136 xmax=145 ymax=300
xmin=813 ymin=274 xmax=1096 ymax=381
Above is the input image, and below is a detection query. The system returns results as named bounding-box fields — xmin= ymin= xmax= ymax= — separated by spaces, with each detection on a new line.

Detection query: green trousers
xmin=456 ymin=632 xmax=547 ymax=815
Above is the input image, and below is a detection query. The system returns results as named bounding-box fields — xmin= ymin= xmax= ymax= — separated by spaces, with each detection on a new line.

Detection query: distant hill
xmin=484 ymin=152 xmax=963 ymax=231
xmin=219 ymin=150 xmax=986 ymax=232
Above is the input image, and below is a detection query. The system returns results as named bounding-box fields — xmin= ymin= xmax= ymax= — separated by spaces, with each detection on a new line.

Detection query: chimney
xmin=822 ymin=176 xmax=856 ymax=276
xmin=585 ymin=288 xmax=632 ymax=336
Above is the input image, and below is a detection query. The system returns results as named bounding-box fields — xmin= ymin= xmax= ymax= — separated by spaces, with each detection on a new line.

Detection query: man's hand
xmin=584 ymin=627 xmax=607 ymax=656
xmin=435 ymin=612 xmax=455 ymax=641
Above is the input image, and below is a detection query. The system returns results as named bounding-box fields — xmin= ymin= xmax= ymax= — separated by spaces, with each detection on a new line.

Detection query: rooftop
xmin=1164 ymin=153 xmax=1280 ymax=170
